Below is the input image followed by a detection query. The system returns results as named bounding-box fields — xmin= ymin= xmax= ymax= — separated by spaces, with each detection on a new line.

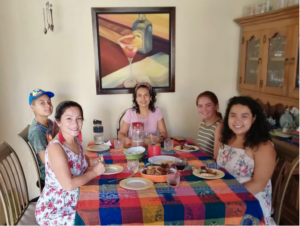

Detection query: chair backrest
xmin=271 ymin=138 xmax=299 ymax=225
xmin=18 ymin=125 xmax=41 ymax=193
xmin=0 ymin=141 xmax=30 ymax=225
xmin=116 ymin=109 xmax=130 ymax=136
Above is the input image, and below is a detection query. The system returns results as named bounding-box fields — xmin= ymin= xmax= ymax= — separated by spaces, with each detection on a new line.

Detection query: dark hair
xmin=132 ymin=85 xmax=157 ymax=114
xmin=221 ymin=96 xmax=271 ymax=149
xmin=196 ymin=91 xmax=222 ymax=119
xmin=52 ymin=101 xmax=84 ymax=138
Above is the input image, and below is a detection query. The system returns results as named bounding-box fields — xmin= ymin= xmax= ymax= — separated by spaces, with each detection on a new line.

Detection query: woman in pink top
xmin=118 ymin=82 xmax=168 ymax=145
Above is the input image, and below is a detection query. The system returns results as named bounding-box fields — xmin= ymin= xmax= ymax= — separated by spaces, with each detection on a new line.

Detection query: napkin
xmin=103 ymin=141 xmax=112 ymax=146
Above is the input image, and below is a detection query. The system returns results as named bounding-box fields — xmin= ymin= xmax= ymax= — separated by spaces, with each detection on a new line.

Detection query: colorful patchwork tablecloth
xmin=74 ymin=140 xmax=265 ymax=225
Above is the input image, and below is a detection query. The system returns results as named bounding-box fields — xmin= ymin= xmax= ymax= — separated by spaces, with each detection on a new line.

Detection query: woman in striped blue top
xmin=196 ymin=91 xmax=223 ymax=159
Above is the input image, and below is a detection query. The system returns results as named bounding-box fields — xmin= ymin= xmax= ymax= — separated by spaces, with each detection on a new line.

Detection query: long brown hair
xmin=196 ymin=91 xmax=222 ymax=119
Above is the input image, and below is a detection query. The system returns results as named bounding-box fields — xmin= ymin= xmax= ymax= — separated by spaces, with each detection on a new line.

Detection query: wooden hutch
xmin=235 ymin=5 xmax=299 ymax=225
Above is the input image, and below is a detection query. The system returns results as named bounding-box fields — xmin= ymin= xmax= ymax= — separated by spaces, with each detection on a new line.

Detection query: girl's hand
xmin=92 ymin=162 xmax=105 ymax=176
xmin=150 ymin=135 xmax=160 ymax=144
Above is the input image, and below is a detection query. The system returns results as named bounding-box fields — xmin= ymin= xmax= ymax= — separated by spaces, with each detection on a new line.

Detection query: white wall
xmin=0 ymin=0 xmax=257 ymax=216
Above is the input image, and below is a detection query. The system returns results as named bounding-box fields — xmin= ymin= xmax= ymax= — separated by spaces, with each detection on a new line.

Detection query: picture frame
xmin=91 ymin=7 xmax=176 ymax=95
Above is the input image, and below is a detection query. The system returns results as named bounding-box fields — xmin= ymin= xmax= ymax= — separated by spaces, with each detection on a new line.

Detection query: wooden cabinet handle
xmin=258 ymin=58 xmax=262 ymax=64
xmin=285 ymin=58 xmax=289 ymax=65
xmin=290 ymin=57 xmax=295 ymax=65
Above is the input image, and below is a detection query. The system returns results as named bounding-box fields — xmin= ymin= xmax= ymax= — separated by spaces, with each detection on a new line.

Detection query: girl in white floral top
xmin=35 ymin=101 xmax=105 ymax=226
xmin=216 ymin=96 xmax=276 ymax=225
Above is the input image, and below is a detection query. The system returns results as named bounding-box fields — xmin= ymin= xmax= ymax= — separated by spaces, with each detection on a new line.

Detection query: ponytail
xmin=216 ymin=111 xmax=222 ymax=119
xmin=52 ymin=121 xmax=59 ymax=138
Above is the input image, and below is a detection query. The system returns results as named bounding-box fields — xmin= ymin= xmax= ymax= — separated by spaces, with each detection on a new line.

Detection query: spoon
xmin=50 ymin=4 xmax=54 ymax=31
xmin=43 ymin=9 xmax=47 ymax=34
xmin=46 ymin=2 xmax=50 ymax=30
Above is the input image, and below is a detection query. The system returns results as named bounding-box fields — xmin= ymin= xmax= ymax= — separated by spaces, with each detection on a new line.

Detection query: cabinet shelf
xmin=269 ymin=57 xmax=286 ymax=61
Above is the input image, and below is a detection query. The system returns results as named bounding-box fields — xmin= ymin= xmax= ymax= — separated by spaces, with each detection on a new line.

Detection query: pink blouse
xmin=123 ymin=107 xmax=164 ymax=136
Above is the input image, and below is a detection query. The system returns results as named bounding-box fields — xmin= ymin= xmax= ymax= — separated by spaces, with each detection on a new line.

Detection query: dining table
xmin=74 ymin=139 xmax=265 ymax=225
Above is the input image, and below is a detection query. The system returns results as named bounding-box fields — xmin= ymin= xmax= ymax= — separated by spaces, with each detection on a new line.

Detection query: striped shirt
xmin=198 ymin=119 xmax=223 ymax=157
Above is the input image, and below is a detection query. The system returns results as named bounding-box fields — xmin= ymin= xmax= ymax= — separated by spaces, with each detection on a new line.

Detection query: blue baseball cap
xmin=29 ymin=88 xmax=55 ymax=105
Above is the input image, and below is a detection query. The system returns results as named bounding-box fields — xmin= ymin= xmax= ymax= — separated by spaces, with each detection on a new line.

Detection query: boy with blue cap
xmin=28 ymin=88 xmax=55 ymax=190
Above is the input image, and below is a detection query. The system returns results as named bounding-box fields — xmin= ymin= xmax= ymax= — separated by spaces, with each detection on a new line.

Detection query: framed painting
xmin=91 ymin=7 xmax=176 ymax=95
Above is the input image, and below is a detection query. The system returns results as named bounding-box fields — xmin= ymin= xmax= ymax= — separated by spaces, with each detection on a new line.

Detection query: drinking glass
xmin=275 ymin=0 xmax=287 ymax=9
xmin=288 ymin=0 xmax=299 ymax=6
xmin=167 ymin=171 xmax=180 ymax=187
xmin=127 ymin=159 xmax=139 ymax=173
xmin=118 ymin=34 xmax=143 ymax=88
xmin=114 ymin=140 xmax=123 ymax=150
xmin=143 ymin=132 xmax=150 ymax=145
xmin=248 ymin=4 xmax=255 ymax=15
xmin=164 ymin=139 xmax=174 ymax=151
xmin=175 ymin=158 xmax=186 ymax=172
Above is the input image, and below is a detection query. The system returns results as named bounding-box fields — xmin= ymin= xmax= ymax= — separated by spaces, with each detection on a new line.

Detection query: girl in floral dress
xmin=35 ymin=101 xmax=105 ymax=226
xmin=216 ymin=96 xmax=276 ymax=225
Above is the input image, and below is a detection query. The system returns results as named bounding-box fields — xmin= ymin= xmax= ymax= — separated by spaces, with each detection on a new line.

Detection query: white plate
xmin=86 ymin=144 xmax=110 ymax=152
xmin=148 ymin=155 xmax=179 ymax=165
xmin=120 ymin=177 xmax=153 ymax=190
xmin=193 ymin=169 xmax=225 ymax=180
xmin=124 ymin=146 xmax=146 ymax=155
xmin=174 ymin=145 xmax=199 ymax=152
xmin=103 ymin=164 xmax=124 ymax=175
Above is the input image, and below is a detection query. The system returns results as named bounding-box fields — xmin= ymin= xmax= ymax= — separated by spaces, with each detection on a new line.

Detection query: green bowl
xmin=124 ymin=146 xmax=145 ymax=160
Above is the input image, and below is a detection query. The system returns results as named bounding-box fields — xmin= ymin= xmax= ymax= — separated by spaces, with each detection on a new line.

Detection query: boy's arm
xmin=28 ymin=129 xmax=48 ymax=164
xmin=38 ymin=151 xmax=46 ymax=164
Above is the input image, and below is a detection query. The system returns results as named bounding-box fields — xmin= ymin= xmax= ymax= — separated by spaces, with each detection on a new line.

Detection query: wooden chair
xmin=116 ymin=109 xmax=130 ymax=136
xmin=0 ymin=141 xmax=37 ymax=225
xmin=18 ymin=125 xmax=42 ymax=194
xmin=271 ymin=137 xmax=299 ymax=225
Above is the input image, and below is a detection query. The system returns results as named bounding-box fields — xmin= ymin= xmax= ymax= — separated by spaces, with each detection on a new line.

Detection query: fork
xmin=108 ymin=172 xmax=134 ymax=182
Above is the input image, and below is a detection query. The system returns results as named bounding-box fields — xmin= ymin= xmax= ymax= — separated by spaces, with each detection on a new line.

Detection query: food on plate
xmin=170 ymin=137 xmax=185 ymax=142
xmin=159 ymin=160 xmax=174 ymax=165
xmin=178 ymin=143 xmax=197 ymax=150
xmin=199 ymin=166 xmax=217 ymax=176
xmin=143 ymin=164 xmax=170 ymax=176
xmin=127 ymin=150 xmax=144 ymax=155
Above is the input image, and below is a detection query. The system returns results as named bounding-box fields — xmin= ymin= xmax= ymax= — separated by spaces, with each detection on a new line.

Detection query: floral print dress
xmin=217 ymin=144 xmax=274 ymax=225
xmin=35 ymin=139 xmax=88 ymax=226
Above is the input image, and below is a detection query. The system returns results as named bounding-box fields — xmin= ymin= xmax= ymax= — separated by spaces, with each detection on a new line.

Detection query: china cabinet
xmin=235 ymin=6 xmax=299 ymax=225
xmin=235 ymin=5 xmax=299 ymax=107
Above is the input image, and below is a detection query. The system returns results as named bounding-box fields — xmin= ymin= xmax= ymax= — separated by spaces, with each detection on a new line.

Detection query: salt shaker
xmin=93 ymin=119 xmax=104 ymax=144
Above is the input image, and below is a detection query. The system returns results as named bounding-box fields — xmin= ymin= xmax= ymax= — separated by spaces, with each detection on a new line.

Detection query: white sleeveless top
xmin=35 ymin=138 xmax=88 ymax=226
xmin=217 ymin=144 xmax=275 ymax=225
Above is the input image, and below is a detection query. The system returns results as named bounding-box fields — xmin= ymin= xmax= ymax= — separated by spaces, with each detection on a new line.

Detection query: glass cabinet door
xmin=266 ymin=33 xmax=286 ymax=88
xmin=240 ymin=31 xmax=262 ymax=92
xmin=261 ymin=27 xmax=290 ymax=96
xmin=245 ymin=37 xmax=260 ymax=84
xmin=288 ymin=25 xmax=299 ymax=99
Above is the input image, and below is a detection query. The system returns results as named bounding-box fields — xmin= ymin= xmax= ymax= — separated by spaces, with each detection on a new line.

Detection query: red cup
xmin=148 ymin=144 xmax=161 ymax=157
